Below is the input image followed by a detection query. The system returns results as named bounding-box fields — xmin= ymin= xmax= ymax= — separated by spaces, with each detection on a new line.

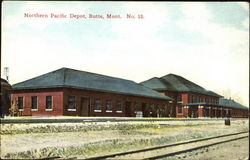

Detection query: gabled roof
xmin=12 ymin=68 xmax=171 ymax=101
xmin=182 ymin=101 xmax=248 ymax=110
xmin=1 ymin=78 xmax=11 ymax=88
xmin=219 ymin=98 xmax=248 ymax=110
xmin=140 ymin=74 xmax=222 ymax=97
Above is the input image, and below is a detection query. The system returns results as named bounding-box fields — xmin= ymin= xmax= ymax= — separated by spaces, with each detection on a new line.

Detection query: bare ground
xmin=175 ymin=137 xmax=249 ymax=160
xmin=0 ymin=119 xmax=248 ymax=159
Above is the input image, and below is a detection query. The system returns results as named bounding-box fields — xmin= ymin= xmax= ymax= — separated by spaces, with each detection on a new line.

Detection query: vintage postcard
xmin=1 ymin=1 xmax=249 ymax=159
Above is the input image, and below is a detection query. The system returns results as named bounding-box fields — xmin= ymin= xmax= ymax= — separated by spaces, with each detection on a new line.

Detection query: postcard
xmin=1 ymin=1 xmax=249 ymax=159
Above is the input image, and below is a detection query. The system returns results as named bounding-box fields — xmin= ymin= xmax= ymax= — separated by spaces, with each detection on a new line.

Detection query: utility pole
xmin=4 ymin=67 xmax=9 ymax=81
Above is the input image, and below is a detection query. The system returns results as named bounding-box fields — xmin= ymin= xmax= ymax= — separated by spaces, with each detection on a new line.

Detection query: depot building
xmin=11 ymin=67 xmax=249 ymax=118
xmin=141 ymin=74 xmax=249 ymax=118
xmin=11 ymin=68 xmax=172 ymax=117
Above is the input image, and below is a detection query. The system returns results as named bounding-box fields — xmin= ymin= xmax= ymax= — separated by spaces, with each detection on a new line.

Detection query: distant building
xmin=1 ymin=78 xmax=12 ymax=117
xmin=219 ymin=98 xmax=249 ymax=118
xmin=141 ymin=74 xmax=249 ymax=118
xmin=11 ymin=68 xmax=172 ymax=117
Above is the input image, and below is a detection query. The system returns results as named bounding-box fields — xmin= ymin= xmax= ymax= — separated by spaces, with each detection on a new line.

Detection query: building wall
xmin=159 ymin=91 xmax=177 ymax=117
xmin=185 ymin=92 xmax=219 ymax=104
xmin=11 ymin=88 xmax=249 ymax=118
xmin=11 ymin=89 xmax=64 ymax=116
xmin=63 ymin=88 xmax=170 ymax=117
xmin=182 ymin=93 xmax=188 ymax=104
xmin=157 ymin=90 xmax=240 ymax=118
xmin=231 ymin=108 xmax=249 ymax=118
xmin=1 ymin=84 xmax=12 ymax=117
xmin=189 ymin=106 xmax=249 ymax=118
xmin=11 ymin=88 xmax=171 ymax=117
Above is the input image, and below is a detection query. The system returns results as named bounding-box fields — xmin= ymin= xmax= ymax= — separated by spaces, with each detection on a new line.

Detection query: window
xmin=157 ymin=104 xmax=163 ymax=117
xmin=134 ymin=103 xmax=139 ymax=113
xmin=31 ymin=96 xmax=38 ymax=110
xmin=46 ymin=96 xmax=53 ymax=110
xmin=178 ymin=104 xmax=182 ymax=113
xmin=150 ymin=104 xmax=155 ymax=112
xmin=197 ymin=96 xmax=200 ymax=103
xmin=177 ymin=94 xmax=182 ymax=102
xmin=67 ymin=96 xmax=76 ymax=111
xmin=116 ymin=101 xmax=122 ymax=112
xmin=106 ymin=100 xmax=112 ymax=112
xmin=188 ymin=95 xmax=192 ymax=103
xmin=192 ymin=95 xmax=195 ymax=103
xmin=215 ymin=99 xmax=218 ymax=104
xmin=18 ymin=97 xmax=24 ymax=110
xmin=204 ymin=97 xmax=207 ymax=103
xmin=94 ymin=98 xmax=101 ymax=112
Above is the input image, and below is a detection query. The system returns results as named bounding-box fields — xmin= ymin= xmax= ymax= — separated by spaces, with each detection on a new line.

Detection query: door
xmin=142 ymin=103 xmax=147 ymax=117
xmin=193 ymin=106 xmax=198 ymax=118
xmin=125 ymin=101 xmax=131 ymax=117
xmin=80 ymin=97 xmax=90 ymax=116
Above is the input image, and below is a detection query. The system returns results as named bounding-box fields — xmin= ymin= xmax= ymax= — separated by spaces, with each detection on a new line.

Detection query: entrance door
xmin=80 ymin=97 xmax=90 ymax=116
xmin=142 ymin=103 xmax=147 ymax=117
xmin=211 ymin=108 xmax=215 ymax=118
xmin=125 ymin=101 xmax=131 ymax=117
xmin=193 ymin=106 xmax=198 ymax=118
xmin=189 ymin=106 xmax=198 ymax=118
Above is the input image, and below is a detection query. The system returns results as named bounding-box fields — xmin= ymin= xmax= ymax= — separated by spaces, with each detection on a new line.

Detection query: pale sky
xmin=2 ymin=2 xmax=249 ymax=107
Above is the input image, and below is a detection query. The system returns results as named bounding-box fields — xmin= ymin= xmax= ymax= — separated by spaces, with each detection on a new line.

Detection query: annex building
xmin=11 ymin=68 xmax=172 ymax=117
xmin=140 ymin=74 xmax=249 ymax=118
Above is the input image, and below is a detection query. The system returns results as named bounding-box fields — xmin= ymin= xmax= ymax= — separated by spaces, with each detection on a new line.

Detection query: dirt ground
xmin=0 ymin=118 xmax=248 ymax=159
xmin=178 ymin=137 xmax=249 ymax=160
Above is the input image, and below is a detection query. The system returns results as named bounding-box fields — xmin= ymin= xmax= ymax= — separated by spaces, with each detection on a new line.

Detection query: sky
xmin=1 ymin=2 xmax=249 ymax=106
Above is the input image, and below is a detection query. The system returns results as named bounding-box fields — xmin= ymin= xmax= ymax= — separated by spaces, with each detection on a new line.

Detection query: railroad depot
xmin=6 ymin=67 xmax=249 ymax=118
xmin=10 ymin=68 xmax=172 ymax=117
xmin=141 ymin=74 xmax=249 ymax=118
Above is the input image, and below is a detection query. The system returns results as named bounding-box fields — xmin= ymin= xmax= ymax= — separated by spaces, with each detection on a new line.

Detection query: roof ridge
xmin=63 ymin=68 xmax=66 ymax=85
xmin=13 ymin=68 xmax=172 ymax=101
xmin=63 ymin=67 xmax=138 ymax=84
xmin=140 ymin=73 xmax=221 ymax=97
xmin=173 ymin=74 xmax=205 ymax=89
xmin=160 ymin=74 xmax=189 ymax=91
xmin=136 ymin=83 xmax=172 ymax=100
xmin=219 ymin=98 xmax=248 ymax=110
xmin=13 ymin=68 xmax=64 ymax=87
xmin=140 ymin=77 xmax=159 ymax=84
xmin=164 ymin=74 xmax=210 ymax=93
xmin=13 ymin=67 xmax=137 ymax=86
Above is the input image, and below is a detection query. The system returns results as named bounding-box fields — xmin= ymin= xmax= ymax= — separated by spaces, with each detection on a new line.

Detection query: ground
xmin=0 ymin=118 xmax=248 ymax=159
xmin=183 ymin=138 xmax=249 ymax=160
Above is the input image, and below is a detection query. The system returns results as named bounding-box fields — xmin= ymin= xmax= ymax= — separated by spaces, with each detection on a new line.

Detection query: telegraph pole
xmin=4 ymin=67 xmax=9 ymax=81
